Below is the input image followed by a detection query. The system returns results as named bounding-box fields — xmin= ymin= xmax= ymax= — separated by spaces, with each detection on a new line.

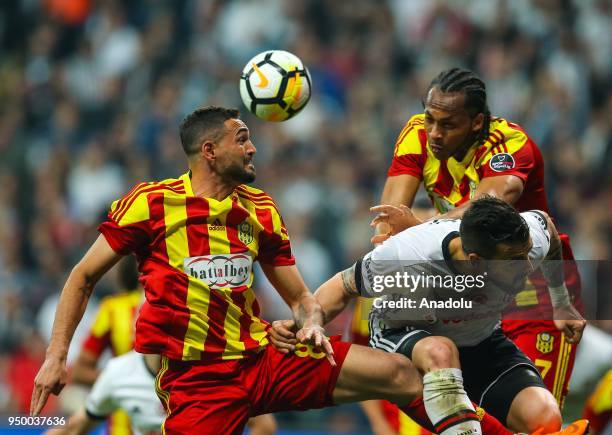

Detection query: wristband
xmin=549 ymin=283 xmax=571 ymax=308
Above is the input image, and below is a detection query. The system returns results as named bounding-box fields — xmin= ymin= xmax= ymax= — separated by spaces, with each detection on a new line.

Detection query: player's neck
xmin=448 ymin=236 xmax=467 ymax=261
xmin=190 ymin=167 xmax=236 ymax=201
xmin=452 ymin=132 xmax=481 ymax=161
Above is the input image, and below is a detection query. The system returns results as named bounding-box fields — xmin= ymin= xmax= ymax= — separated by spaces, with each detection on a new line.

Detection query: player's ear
xmin=201 ymin=140 xmax=216 ymax=161
xmin=471 ymin=113 xmax=484 ymax=133
xmin=466 ymin=252 xmax=482 ymax=262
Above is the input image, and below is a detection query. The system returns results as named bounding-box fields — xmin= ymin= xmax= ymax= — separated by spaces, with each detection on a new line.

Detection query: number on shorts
xmin=294 ymin=343 xmax=326 ymax=359
xmin=535 ymin=359 xmax=552 ymax=379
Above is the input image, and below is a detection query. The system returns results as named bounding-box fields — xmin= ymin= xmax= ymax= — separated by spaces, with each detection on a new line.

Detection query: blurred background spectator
xmin=0 ymin=0 xmax=610 ymax=432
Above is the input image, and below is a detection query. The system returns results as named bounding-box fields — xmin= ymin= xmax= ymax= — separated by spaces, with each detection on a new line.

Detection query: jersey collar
xmin=441 ymin=231 xmax=461 ymax=274
xmin=180 ymin=171 xmax=195 ymax=197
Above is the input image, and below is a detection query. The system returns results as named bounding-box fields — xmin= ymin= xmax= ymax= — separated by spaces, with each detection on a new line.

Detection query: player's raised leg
xmin=332 ymin=344 xmax=423 ymax=405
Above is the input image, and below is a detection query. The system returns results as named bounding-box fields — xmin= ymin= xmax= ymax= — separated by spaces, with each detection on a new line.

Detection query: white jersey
xmin=359 ymin=211 xmax=551 ymax=346
xmin=85 ymin=351 xmax=166 ymax=435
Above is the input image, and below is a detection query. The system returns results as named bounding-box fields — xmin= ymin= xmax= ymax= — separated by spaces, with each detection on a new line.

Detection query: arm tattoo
xmin=341 ymin=264 xmax=359 ymax=296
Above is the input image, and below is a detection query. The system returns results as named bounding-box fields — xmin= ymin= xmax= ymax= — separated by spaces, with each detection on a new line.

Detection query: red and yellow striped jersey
xmin=388 ymin=114 xmax=550 ymax=214
xmin=98 ymin=172 xmax=294 ymax=362
xmin=388 ymin=114 xmax=582 ymax=316
xmin=82 ymin=289 xmax=142 ymax=357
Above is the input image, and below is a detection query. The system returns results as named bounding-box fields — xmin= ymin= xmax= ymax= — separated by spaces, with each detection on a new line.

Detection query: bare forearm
xmin=436 ymin=202 xmax=469 ymax=221
xmin=312 ymin=273 xmax=353 ymax=325
xmin=436 ymin=176 xmax=524 ymax=221
xmin=293 ymin=293 xmax=325 ymax=329
xmin=314 ymin=265 xmax=360 ymax=325
xmin=47 ymin=266 xmax=96 ymax=359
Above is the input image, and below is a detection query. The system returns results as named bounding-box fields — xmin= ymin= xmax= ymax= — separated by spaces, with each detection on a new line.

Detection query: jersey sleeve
xmin=98 ymin=183 xmax=153 ymax=255
xmin=355 ymin=240 xmax=400 ymax=297
xmin=257 ymin=198 xmax=295 ymax=266
xmin=387 ymin=115 xmax=427 ymax=179
xmin=479 ymin=126 xmax=535 ymax=183
xmin=522 ymin=211 xmax=551 ymax=265
xmin=85 ymin=359 xmax=119 ymax=419
xmin=81 ymin=300 xmax=111 ymax=357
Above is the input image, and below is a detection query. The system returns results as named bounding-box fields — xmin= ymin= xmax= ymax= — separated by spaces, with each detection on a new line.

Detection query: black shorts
xmin=371 ymin=327 xmax=546 ymax=424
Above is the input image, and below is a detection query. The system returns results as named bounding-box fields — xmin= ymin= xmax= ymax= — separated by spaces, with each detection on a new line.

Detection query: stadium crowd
xmin=0 ymin=0 xmax=610 ymax=431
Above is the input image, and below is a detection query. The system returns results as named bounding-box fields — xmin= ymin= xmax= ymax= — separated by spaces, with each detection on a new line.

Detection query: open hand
xmin=370 ymin=204 xmax=422 ymax=244
xmin=296 ymin=324 xmax=336 ymax=367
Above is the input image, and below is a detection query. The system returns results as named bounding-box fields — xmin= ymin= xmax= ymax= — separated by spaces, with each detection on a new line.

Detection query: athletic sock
xmin=420 ymin=368 xmax=481 ymax=434
xmin=400 ymin=394 xmax=513 ymax=435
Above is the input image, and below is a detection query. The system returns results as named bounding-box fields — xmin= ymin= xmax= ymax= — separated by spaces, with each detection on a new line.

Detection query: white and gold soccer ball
xmin=239 ymin=50 xmax=311 ymax=122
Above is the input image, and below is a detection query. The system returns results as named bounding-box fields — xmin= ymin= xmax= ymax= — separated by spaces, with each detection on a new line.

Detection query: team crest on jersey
xmin=489 ymin=153 xmax=515 ymax=172
xmin=536 ymin=332 xmax=554 ymax=354
xmin=238 ymin=221 xmax=254 ymax=245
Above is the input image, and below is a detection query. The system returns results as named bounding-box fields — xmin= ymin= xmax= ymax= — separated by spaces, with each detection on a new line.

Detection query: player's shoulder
xmin=120 ymin=176 xmax=187 ymax=200
xmin=109 ymin=175 xmax=187 ymax=225
xmin=520 ymin=210 xmax=550 ymax=232
xmin=474 ymin=117 xmax=534 ymax=167
xmin=406 ymin=113 xmax=425 ymax=126
xmin=521 ymin=210 xmax=552 ymax=260
xmin=235 ymin=185 xmax=279 ymax=208
xmin=378 ymin=218 xmax=459 ymax=260
xmin=487 ymin=117 xmax=530 ymax=150
xmin=394 ymin=113 xmax=427 ymax=156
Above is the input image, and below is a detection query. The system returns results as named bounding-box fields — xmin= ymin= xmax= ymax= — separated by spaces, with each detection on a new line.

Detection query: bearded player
xmin=273 ymin=197 xmax=588 ymax=434
xmin=30 ymin=106 xmax=434 ymax=434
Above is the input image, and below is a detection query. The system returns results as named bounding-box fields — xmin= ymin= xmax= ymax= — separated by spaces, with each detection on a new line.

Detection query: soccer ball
xmin=239 ymin=50 xmax=311 ymax=122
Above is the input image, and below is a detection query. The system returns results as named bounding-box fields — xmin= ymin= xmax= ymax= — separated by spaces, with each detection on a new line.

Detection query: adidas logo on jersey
xmin=209 ymin=218 xmax=224 ymax=231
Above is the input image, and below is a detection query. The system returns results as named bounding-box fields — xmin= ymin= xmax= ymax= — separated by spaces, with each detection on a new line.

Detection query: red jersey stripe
xmin=434 ymin=161 xmax=455 ymax=198
xmin=113 ymin=184 xmax=185 ymax=224
xmin=185 ymin=197 xmax=211 ymax=256
xmin=111 ymin=180 xmax=184 ymax=221
xmin=230 ymin=291 xmax=261 ymax=351
xmin=202 ymin=290 xmax=230 ymax=358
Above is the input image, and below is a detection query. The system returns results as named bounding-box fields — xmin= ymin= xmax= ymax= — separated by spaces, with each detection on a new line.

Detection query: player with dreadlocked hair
xmin=429 ymin=68 xmax=492 ymax=147
xmin=351 ymin=67 xmax=586 ymax=434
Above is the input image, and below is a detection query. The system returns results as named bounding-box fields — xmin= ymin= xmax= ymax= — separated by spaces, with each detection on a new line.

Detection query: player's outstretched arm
xmin=439 ymin=174 xmax=524 ymax=221
xmin=30 ymin=235 xmax=123 ymax=416
xmin=373 ymin=174 xmax=421 ymax=241
xmin=313 ymin=265 xmax=360 ymax=325
xmin=369 ymin=204 xmax=422 ymax=243
xmin=43 ymin=408 xmax=100 ymax=435
xmin=261 ymin=263 xmax=336 ymax=365
xmin=537 ymin=212 xmax=586 ymax=344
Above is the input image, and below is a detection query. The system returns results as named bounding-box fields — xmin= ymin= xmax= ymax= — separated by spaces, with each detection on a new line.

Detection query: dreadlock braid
xmin=429 ymin=68 xmax=491 ymax=145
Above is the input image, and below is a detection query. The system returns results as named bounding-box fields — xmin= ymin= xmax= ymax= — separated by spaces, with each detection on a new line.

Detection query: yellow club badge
xmin=536 ymin=332 xmax=554 ymax=354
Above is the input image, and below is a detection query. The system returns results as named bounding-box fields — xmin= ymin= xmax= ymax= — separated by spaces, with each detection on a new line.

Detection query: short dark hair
xmin=429 ymin=68 xmax=491 ymax=144
xmin=179 ymin=106 xmax=240 ymax=155
xmin=460 ymin=196 xmax=530 ymax=258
